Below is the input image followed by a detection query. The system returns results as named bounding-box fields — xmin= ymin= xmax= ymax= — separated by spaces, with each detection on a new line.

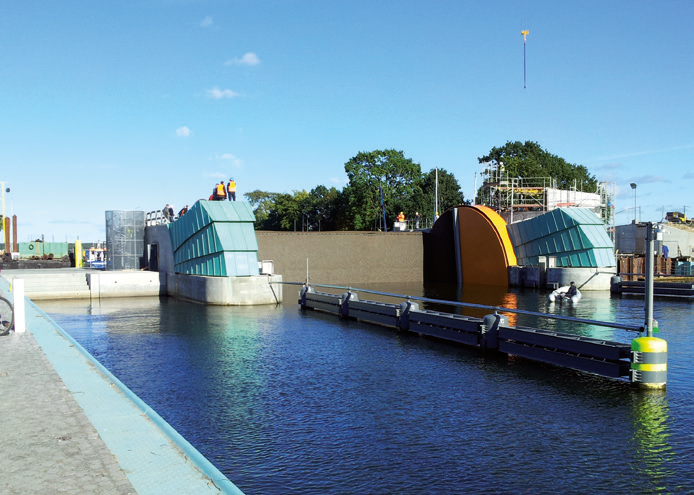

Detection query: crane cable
xmin=521 ymin=0 xmax=530 ymax=89
xmin=521 ymin=30 xmax=529 ymax=89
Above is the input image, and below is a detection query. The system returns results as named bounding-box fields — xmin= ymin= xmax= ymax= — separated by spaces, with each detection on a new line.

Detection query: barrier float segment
xmin=298 ymin=283 xmax=664 ymax=387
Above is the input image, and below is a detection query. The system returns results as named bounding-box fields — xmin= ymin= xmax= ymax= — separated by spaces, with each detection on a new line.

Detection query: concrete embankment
xmin=0 ymin=277 xmax=244 ymax=494
xmin=0 ymin=268 xmax=282 ymax=305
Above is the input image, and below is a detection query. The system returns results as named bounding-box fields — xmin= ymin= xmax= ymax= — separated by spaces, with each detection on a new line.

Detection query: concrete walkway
xmin=0 ymin=329 xmax=136 ymax=495
xmin=0 ymin=278 xmax=243 ymax=495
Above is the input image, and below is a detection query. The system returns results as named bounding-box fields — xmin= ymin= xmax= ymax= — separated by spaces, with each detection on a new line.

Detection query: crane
xmin=521 ymin=30 xmax=529 ymax=88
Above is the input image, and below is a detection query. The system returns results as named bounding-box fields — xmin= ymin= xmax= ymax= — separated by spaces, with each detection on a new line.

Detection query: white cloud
xmin=632 ymin=175 xmax=669 ymax=184
xmin=200 ymin=16 xmax=213 ymax=28
xmin=207 ymin=87 xmax=240 ymax=99
xmin=224 ymin=52 xmax=261 ymax=66
xmin=204 ymin=172 xmax=228 ymax=180
xmin=591 ymin=144 xmax=694 ymax=162
xmin=176 ymin=126 xmax=191 ymax=137
xmin=216 ymin=153 xmax=243 ymax=168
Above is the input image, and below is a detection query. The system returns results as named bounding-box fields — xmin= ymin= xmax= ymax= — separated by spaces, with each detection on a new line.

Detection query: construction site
xmin=476 ymin=160 xmax=616 ymax=231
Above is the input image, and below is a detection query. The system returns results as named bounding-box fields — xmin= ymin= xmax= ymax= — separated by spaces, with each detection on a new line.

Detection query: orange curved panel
xmin=456 ymin=205 xmax=516 ymax=286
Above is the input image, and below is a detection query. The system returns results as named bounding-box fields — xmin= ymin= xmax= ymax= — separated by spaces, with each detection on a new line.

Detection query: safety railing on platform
xmin=146 ymin=210 xmax=169 ymax=226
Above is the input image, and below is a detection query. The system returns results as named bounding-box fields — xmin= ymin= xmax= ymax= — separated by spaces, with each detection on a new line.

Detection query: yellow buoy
xmin=631 ymin=336 xmax=667 ymax=389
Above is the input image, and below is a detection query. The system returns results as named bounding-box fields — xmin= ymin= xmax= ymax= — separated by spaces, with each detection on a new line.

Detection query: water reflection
xmin=35 ymin=288 xmax=694 ymax=494
xmin=628 ymin=390 xmax=676 ymax=492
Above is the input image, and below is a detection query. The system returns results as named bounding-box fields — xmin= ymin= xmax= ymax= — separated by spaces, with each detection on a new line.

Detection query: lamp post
xmin=630 ymin=183 xmax=637 ymax=223
xmin=1 ymin=182 xmax=9 ymax=231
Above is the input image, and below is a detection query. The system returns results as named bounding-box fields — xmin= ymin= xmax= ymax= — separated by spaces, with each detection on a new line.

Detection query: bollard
xmin=298 ymin=285 xmax=314 ymax=307
xmin=482 ymin=314 xmax=508 ymax=350
xmin=398 ymin=301 xmax=419 ymax=331
xmin=12 ymin=278 xmax=25 ymax=333
xmin=75 ymin=239 xmax=83 ymax=267
xmin=631 ymin=336 xmax=667 ymax=389
xmin=339 ymin=291 xmax=358 ymax=317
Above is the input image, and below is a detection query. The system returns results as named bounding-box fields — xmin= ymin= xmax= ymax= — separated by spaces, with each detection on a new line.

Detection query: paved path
xmin=0 ymin=330 xmax=137 ymax=495
xmin=0 ymin=277 xmax=243 ymax=495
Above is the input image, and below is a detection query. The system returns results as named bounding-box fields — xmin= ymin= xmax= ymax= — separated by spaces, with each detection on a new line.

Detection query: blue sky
xmin=1 ymin=1 xmax=692 ymax=242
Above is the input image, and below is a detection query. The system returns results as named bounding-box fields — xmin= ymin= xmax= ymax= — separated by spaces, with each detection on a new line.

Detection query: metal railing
xmin=146 ymin=210 xmax=170 ymax=226
xmin=283 ymin=281 xmax=645 ymax=333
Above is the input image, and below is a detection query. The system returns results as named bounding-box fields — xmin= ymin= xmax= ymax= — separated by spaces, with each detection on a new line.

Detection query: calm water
xmin=38 ymin=284 xmax=694 ymax=494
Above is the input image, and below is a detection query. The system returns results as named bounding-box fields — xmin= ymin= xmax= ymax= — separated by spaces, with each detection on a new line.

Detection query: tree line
xmin=244 ymin=142 xmax=596 ymax=231
xmin=244 ymin=149 xmax=465 ymax=231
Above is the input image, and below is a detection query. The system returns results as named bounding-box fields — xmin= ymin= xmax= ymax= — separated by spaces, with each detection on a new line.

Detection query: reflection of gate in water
xmin=105 ymin=210 xmax=145 ymax=271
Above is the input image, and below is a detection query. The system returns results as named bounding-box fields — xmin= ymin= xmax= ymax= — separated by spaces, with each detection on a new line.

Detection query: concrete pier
xmin=0 ymin=278 xmax=244 ymax=494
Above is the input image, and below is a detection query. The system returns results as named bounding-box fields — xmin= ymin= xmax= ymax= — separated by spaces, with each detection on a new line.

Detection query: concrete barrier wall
xmin=256 ymin=231 xmax=423 ymax=285
xmin=88 ymin=271 xmax=167 ymax=298
xmin=167 ymin=273 xmax=282 ymax=305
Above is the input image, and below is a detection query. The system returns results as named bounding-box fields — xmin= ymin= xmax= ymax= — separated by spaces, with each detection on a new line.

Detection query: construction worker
xmin=215 ymin=181 xmax=226 ymax=200
xmin=227 ymin=178 xmax=236 ymax=201
xmin=397 ymin=211 xmax=405 ymax=222
xmin=566 ymin=281 xmax=578 ymax=298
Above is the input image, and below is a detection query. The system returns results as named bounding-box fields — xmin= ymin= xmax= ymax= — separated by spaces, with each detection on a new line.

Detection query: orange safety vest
xmin=228 ymin=180 xmax=236 ymax=192
xmin=216 ymin=183 xmax=226 ymax=196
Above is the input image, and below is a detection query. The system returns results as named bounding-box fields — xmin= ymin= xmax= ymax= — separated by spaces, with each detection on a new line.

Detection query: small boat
xmin=548 ymin=286 xmax=582 ymax=303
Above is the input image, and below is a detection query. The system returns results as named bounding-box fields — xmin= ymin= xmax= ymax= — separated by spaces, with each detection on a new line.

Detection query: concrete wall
xmin=256 ymin=231 xmax=423 ymax=285
xmin=144 ymin=225 xmax=175 ymax=273
xmin=167 ymin=273 xmax=282 ymax=305
xmin=1 ymin=269 xmax=281 ymax=305
xmin=88 ymin=271 xmax=166 ymax=298
xmin=616 ymin=222 xmax=694 ymax=258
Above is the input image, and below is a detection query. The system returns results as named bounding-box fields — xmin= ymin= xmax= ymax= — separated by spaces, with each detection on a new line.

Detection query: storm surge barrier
xmin=294 ymin=284 xmax=666 ymax=388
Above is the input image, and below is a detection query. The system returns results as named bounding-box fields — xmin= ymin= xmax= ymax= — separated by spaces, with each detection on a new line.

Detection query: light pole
xmin=1 ymin=182 xmax=9 ymax=231
xmin=630 ymin=183 xmax=637 ymax=223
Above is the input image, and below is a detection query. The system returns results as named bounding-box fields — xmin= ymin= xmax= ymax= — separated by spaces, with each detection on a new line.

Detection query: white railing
xmin=146 ymin=210 xmax=170 ymax=226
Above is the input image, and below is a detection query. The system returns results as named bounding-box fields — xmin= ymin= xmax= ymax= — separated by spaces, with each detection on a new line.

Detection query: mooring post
xmin=298 ymin=284 xmax=314 ymax=307
xmin=631 ymin=222 xmax=667 ymax=389
xmin=482 ymin=313 xmax=507 ymax=351
xmin=398 ymin=300 xmax=419 ymax=331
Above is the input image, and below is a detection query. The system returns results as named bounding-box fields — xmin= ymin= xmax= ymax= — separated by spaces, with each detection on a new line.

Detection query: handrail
xmin=145 ymin=210 xmax=169 ymax=226
xmin=284 ymin=281 xmax=645 ymax=333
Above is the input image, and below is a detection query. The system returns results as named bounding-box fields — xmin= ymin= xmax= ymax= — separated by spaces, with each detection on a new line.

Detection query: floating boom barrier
xmin=297 ymin=284 xmax=667 ymax=389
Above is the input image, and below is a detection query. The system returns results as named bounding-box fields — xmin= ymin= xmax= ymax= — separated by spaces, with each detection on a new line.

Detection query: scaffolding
xmin=105 ymin=210 xmax=145 ymax=271
xmin=478 ymin=161 xmax=615 ymax=238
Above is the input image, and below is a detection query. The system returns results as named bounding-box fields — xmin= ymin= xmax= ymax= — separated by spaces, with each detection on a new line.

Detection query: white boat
xmin=548 ymin=286 xmax=582 ymax=303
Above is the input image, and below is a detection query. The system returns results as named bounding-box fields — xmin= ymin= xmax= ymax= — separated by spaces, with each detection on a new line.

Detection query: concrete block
xmin=167 ymin=273 xmax=283 ymax=305
xmin=88 ymin=272 xmax=166 ymax=299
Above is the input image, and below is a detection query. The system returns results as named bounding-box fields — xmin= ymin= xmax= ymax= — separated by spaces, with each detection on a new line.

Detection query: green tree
xmin=342 ymin=149 xmax=422 ymax=230
xmin=412 ymin=168 xmax=466 ymax=222
xmin=246 ymin=189 xmax=334 ymax=231
xmin=477 ymin=141 xmax=597 ymax=194
xmin=305 ymin=185 xmax=341 ymax=231
xmin=244 ymin=190 xmax=280 ymax=229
